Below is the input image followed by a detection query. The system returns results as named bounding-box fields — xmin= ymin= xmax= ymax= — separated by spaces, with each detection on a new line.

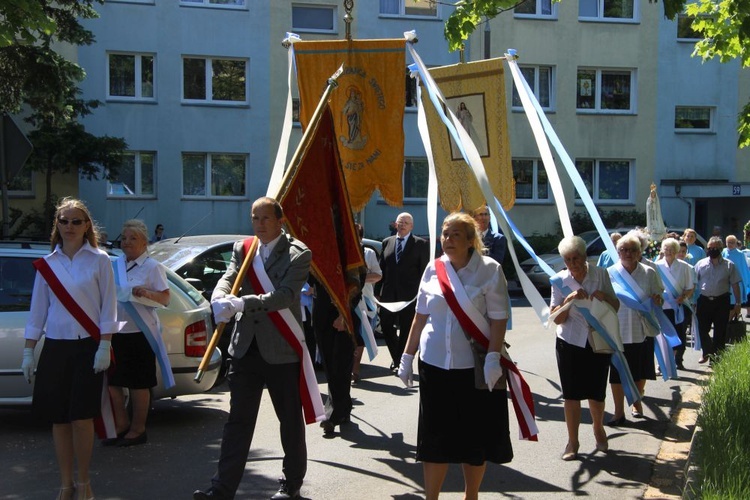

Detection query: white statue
xmin=646 ymin=183 xmax=666 ymax=241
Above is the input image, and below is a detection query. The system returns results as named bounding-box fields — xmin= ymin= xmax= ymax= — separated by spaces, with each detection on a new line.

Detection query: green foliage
xmin=443 ymin=0 xmax=519 ymax=52
xmin=559 ymin=209 xmax=646 ymax=235
xmin=695 ymin=341 xmax=750 ymax=498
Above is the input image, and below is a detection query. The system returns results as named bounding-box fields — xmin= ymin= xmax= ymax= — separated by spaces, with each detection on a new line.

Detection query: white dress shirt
xmin=117 ymin=252 xmax=169 ymax=333
xmin=416 ymin=250 xmax=509 ymax=370
xmin=25 ymin=242 xmax=120 ymax=341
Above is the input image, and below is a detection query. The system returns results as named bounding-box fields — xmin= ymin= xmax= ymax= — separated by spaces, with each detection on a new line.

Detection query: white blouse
xmin=609 ymin=263 xmax=663 ymax=344
xmin=116 ymin=252 xmax=169 ymax=333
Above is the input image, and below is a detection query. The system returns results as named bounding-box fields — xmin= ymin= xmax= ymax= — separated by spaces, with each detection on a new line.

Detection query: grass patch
xmin=694 ymin=340 xmax=750 ymax=499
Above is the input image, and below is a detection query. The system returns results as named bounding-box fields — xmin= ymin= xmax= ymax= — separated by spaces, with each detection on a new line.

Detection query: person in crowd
xmin=194 ymin=197 xmax=312 ymax=500
xmin=312 ymin=265 xmax=363 ymax=436
xmin=150 ymin=224 xmax=165 ymax=243
xmin=682 ymin=229 xmax=706 ymax=266
xmin=551 ymin=236 xmax=619 ymax=460
xmin=694 ymin=236 xmax=742 ymax=363
xmin=21 ymin=197 xmax=119 ymax=500
xmin=678 ymin=241 xmax=693 ymax=263
xmin=471 ymin=205 xmax=507 ymax=265
xmin=607 ymin=233 xmax=663 ymax=425
xmin=300 ymin=282 xmax=317 ymax=367
xmin=105 ymin=219 xmax=170 ymax=447
xmin=597 ymin=232 xmax=622 ymax=268
xmin=722 ymin=235 xmax=750 ymax=308
xmin=378 ymin=212 xmax=430 ymax=372
xmin=398 ymin=212 xmax=512 ymax=500
xmin=656 ymin=238 xmax=694 ymax=370
xmin=352 ymin=224 xmax=382 ymax=385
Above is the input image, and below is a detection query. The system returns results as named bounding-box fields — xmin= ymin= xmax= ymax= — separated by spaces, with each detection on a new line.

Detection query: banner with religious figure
xmin=293 ymin=39 xmax=406 ymax=210
xmin=420 ymin=58 xmax=515 ymax=212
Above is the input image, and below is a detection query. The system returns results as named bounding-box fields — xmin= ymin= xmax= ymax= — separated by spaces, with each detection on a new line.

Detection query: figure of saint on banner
xmin=340 ymin=86 xmax=368 ymax=150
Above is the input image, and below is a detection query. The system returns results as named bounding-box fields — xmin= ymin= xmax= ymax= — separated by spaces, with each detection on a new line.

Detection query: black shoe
xmin=320 ymin=420 xmax=335 ymax=436
xmin=270 ymin=478 xmax=300 ymax=499
xmin=101 ymin=430 xmax=128 ymax=446
xmin=117 ymin=431 xmax=147 ymax=447
xmin=605 ymin=416 xmax=627 ymax=427
xmin=676 ymin=362 xmax=685 ymax=370
xmin=193 ymin=488 xmax=229 ymax=500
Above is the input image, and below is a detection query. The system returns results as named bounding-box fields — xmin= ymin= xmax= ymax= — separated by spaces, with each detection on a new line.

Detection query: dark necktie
xmin=396 ymin=237 xmax=404 ymax=263
xmin=126 ymin=262 xmax=137 ymax=272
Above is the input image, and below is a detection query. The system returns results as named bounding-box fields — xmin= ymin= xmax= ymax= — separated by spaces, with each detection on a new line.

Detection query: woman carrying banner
xmin=607 ymin=233 xmax=663 ymax=425
xmin=21 ymin=197 xmax=120 ymax=500
xmin=105 ymin=219 xmax=170 ymax=447
xmin=550 ymin=236 xmax=620 ymax=460
xmin=397 ymin=212 xmax=512 ymax=500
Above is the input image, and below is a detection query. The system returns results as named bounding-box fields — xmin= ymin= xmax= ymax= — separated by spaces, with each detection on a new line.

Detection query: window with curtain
xmin=579 ymin=0 xmax=635 ymax=20
xmin=108 ymin=53 xmax=155 ymax=100
xmin=182 ymin=153 xmax=247 ymax=198
xmin=183 ymin=57 xmax=248 ymax=104
xmin=108 ymin=152 xmax=156 ymax=198
xmin=512 ymin=159 xmax=550 ymax=202
xmin=577 ymin=68 xmax=635 ymax=113
xmin=575 ymin=159 xmax=632 ymax=202
xmin=512 ymin=65 xmax=553 ymax=110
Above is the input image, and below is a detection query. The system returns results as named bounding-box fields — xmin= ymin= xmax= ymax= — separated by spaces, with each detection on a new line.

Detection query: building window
xmin=677 ymin=14 xmax=702 ymax=40
xmin=108 ymin=152 xmax=155 ymax=198
xmin=579 ymin=0 xmax=635 ymax=20
xmin=183 ymin=57 xmax=248 ymax=104
xmin=180 ymin=0 xmax=245 ymax=7
xmin=514 ymin=0 xmax=555 ymax=18
xmin=512 ymin=159 xmax=549 ymax=202
xmin=576 ymin=68 xmax=635 ymax=113
xmin=675 ymin=106 xmax=713 ymax=131
xmin=380 ymin=0 xmax=438 ymax=18
xmin=292 ymin=4 xmax=336 ymax=33
xmin=512 ymin=65 xmax=553 ymax=110
xmin=404 ymin=158 xmax=428 ymax=199
xmin=182 ymin=153 xmax=246 ymax=198
xmin=575 ymin=159 xmax=633 ymax=202
xmin=8 ymin=168 xmax=33 ymax=196
xmin=108 ymin=53 xmax=155 ymax=100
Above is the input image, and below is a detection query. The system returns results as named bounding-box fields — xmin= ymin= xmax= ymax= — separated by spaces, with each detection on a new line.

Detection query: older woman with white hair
xmin=656 ymin=238 xmax=694 ymax=370
xmin=550 ymin=236 xmax=619 ymax=460
xmin=607 ymin=233 xmax=664 ymax=425
xmin=105 ymin=219 xmax=170 ymax=447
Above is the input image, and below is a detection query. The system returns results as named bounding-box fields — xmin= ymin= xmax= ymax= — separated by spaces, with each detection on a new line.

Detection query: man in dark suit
xmin=472 ymin=205 xmax=507 ymax=265
xmin=194 ymin=197 xmax=311 ymax=500
xmin=378 ymin=212 xmax=430 ymax=371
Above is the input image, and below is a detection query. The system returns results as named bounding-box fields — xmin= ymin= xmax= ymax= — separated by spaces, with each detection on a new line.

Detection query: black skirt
xmin=109 ymin=332 xmax=157 ymax=389
xmin=416 ymin=359 xmax=513 ymax=466
xmin=33 ymin=338 xmax=103 ymax=423
xmin=556 ymin=337 xmax=611 ymax=401
xmin=610 ymin=337 xmax=656 ymax=383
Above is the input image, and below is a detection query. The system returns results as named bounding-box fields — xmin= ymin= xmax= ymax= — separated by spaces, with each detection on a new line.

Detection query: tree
xmin=440 ymin=0 xmax=750 ymax=147
xmin=1 ymin=0 xmax=127 ymax=236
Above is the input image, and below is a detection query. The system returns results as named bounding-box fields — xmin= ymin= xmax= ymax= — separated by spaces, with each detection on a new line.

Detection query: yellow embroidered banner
xmin=420 ymin=58 xmax=515 ymax=212
xmin=294 ymin=39 xmax=405 ymax=210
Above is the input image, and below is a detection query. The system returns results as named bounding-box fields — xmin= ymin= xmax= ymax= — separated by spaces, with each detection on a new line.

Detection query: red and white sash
xmin=242 ymin=238 xmax=325 ymax=424
xmin=434 ymin=256 xmax=539 ymax=441
xmin=33 ymin=257 xmax=117 ymax=439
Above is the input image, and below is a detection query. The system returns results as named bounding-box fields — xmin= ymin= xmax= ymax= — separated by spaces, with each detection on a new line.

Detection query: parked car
xmin=521 ymin=227 xmax=707 ymax=292
xmin=0 ymin=242 xmax=221 ymax=406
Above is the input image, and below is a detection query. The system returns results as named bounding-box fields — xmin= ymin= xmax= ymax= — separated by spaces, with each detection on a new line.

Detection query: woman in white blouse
xmin=398 ymin=212 xmax=512 ymax=500
xmin=22 ymin=198 xmax=119 ymax=500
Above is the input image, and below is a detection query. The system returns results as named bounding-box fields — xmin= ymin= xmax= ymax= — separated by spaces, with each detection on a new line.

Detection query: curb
xmin=644 ymin=375 xmax=706 ymax=499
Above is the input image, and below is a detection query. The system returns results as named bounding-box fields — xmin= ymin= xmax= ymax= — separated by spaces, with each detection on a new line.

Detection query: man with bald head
xmin=378 ymin=212 xmax=430 ymax=371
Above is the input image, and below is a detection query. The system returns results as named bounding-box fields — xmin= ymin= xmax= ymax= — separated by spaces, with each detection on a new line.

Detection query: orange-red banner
xmin=278 ymin=105 xmax=364 ymax=331
xmin=294 ymin=39 xmax=406 ymax=210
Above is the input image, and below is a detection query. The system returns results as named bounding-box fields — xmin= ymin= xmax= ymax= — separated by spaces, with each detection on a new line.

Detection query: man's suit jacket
xmin=379 ymin=234 xmax=430 ymax=302
xmin=213 ymin=233 xmax=311 ymax=363
xmin=483 ymin=229 xmax=507 ymax=265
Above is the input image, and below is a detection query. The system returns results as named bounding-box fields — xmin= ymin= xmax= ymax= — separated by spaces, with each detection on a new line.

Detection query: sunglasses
xmin=58 ymin=218 xmax=87 ymax=226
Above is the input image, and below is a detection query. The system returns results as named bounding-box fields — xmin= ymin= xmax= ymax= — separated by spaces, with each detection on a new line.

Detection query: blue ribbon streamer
xmin=353 ymin=305 xmax=376 ymax=361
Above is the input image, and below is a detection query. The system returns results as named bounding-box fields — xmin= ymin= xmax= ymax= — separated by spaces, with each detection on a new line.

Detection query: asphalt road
xmin=1 ymin=297 xmax=708 ymax=499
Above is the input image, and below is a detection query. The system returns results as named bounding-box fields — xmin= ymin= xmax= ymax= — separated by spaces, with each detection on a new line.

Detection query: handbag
xmin=587 ymin=327 xmax=614 ymax=354
xmin=726 ymin=314 xmax=747 ymax=343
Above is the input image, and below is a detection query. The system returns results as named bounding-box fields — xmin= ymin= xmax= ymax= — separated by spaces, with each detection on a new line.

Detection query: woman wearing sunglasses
xmin=21 ymin=197 xmax=120 ymax=500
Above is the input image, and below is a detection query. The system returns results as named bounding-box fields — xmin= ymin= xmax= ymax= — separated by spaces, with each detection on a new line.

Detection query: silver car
xmin=0 ymin=243 xmax=221 ymax=406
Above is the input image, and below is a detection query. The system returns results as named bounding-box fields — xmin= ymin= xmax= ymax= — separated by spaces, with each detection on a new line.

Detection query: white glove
xmin=484 ymin=351 xmax=502 ymax=391
xmin=211 ymin=296 xmax=244 ymax=324
xmin=397 ymin=353 xmax=414 ymax=388
xmin=21 ymin=347 xmax=35 ymax=384
xmin=93 ymin=339 xmax=111 ymax=373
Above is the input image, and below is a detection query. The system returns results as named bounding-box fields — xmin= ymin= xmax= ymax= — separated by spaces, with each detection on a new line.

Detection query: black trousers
xmin=380 ymin=302 xmax=416 ymax=366
xmin=316 ymin=327 xmax=355 ymax=424
xmin=697 ymin=293 xmax=731 ymax=356
xmin=664 ymin=306 xmax=690 ymax=364
xmin=212 ymin=342 xmax=306 ymax=496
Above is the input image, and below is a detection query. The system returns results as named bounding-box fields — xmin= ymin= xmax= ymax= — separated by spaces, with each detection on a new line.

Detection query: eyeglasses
xmin=57 ymin=218 xmax=87 ymax=226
